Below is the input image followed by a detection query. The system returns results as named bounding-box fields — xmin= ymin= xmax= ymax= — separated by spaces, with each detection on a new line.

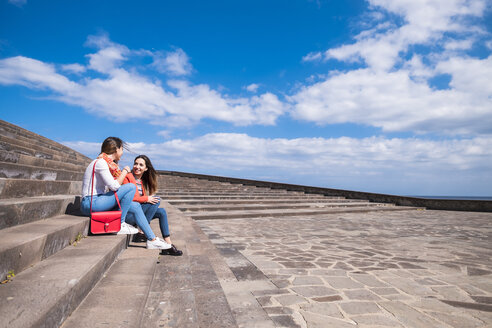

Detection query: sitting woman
xmin=124 ymin=155 xmax=182 ymax=256
xmin=80 ymin=137 xmax=172 ymax=250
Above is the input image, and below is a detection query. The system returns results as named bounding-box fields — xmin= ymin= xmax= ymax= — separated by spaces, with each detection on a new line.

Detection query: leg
xmin=154 ymin=208 xmax=170 ymax=239
xmin=80 ymin=184 xmax=134 ymax=216
xmin=140 ymin=202 xmax=171 ymax=241
xmin=125 ymin=202 xmax=156 ymax=240
xmin=141 ymin=202 xmax=159 ymax=221
xmin=116 ymin=184 xmax=136 ymax=222
xmin=153 ymin=207 xmax=182 ymax=256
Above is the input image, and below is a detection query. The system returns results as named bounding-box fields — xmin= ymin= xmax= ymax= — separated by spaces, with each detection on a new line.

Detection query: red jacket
xmin=123 ymin=173 xmax=149 ymax=203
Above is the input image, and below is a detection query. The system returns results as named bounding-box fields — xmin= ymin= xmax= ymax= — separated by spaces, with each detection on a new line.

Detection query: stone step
xmin=0 ymin=194 xmax=80 ymax=230
xmin=160 ymin=194 xmax=336 ymax=200
xmin=0 ymin=149 xmax=88 ymax=173
xmin=0 ymin=135 xmax=90 ymax=167
xmin=188 ymin=205 xmax=423 ymax=220
xmin=0 ymin=178 xmax=81 ymax=199
xmin=63 ymin=203 xmax=240 ymax=328
xmin=159 ymin=191 xmax=306 ymax=197
xmin=0 ymin=234 xmax=127 ymax=328
xmin=168 ymin=198 xmax=353 ymax=206
xmin=0 ymin=120 xmax=90 ymax=162
xmin=0 ymin=162 xmax=84 ymax=181
xmin=0 ymin=214 xmax=89 ymax=281
xmin=159 ymin=189 xmax=304 ymax=195
xmin=61 ymin=245 xmax=158 ymax=328
xmin=177 ymin=201 xmax=383 ymax=212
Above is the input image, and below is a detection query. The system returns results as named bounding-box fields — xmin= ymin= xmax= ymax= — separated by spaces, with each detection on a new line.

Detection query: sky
xmin=1 ymin=0 xmax=491 ymax=196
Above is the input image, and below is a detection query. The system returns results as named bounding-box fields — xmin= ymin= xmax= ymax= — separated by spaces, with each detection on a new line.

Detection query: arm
xmin=122 ymin=173 xmax=149 ymax=203
xmin=95 ymin=160 xmax=121 ymax=191
xmin=116 ymin=166 xmax=131 ymax=185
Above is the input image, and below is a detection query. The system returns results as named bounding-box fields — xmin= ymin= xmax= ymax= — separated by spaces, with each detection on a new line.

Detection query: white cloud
xmin=61 ymin=63 xmax=86 ymax=74
xmin=152 ymin=48 xmax=192 ymax=76
xmin=0 ymin=56 xmax=77 ymax=93
xmin=64 ymin=133 xmax=492 ymax=196
xmin=85 ymin=35 xmax=129 ymax=74
xmin=0 ymin=38 xmax=287 ymax=127
xmin=444 ymin=38 xmax=474 ymax=50
xmin=321 ymin=0 xmax=487 ymax=70
xmin=302 ymin=52 xmax=322 ymax=62
xmin=245 ymin=83 xmax=259 ymax=93
xmin=157 ymin=130 xmax=171 ymax=138
xmin=294 ymin=0 xmax=492 ymax=135
xmin=291 ymin=56 xmax=492 ymax=135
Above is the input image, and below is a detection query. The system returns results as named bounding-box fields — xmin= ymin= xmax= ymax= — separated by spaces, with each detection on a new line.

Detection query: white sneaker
xmin=117 ymin=222 xmax=139 ymax=235
xmin=147 ymin=237 xmax=172 ymax=250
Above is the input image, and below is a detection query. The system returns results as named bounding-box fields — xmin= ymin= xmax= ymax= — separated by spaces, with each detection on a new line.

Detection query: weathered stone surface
xmin=299 ymin=311 xmax=356 ymax=328
xmin=275 ymin=294 xmax=307 ymax=306
xmin=349 ymin=273 xmax=388 ymax=287
xmin=323 ymin=276 xmax=364 ymax=289
xmin=343 ymin=289 xmax=382 ymax=300
xmin=300 ymin=303 xmax=343 ymax=318
xmin=427 ymin=311 xmax=484 ymax=328
xmin=291 ymin=286 xmax=337 ymax=298
xmin=370 ymin=287 xmax=400 ymax=295
xmin=353 ymin=314 xmax=404 ymax=326
xmin=270 ymin=315 xmax=302 ymax=328
xmin=378 ymin=301 xmax=449 ymax=328
xmin=339 ymin=302 xmax=381 ymax=315
xmin=292 ymin=276 xmax=324 ymax=285
xmin=312 ymin=295 xmax=343 ymax=302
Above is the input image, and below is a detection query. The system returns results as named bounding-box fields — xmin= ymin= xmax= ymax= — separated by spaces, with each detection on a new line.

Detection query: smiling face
xmin=133 ymin=157 xmax=147 ymax=178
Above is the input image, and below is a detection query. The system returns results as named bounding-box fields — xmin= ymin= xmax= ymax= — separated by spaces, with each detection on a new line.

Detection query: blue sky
xmin=1 ymin=0 xmax=491 ymax=196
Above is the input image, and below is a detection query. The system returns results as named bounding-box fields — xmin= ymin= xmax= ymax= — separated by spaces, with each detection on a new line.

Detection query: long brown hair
xmin=101 ymin=137 xmax=128 ymax=155
xmin=134 ymin=155 xmax=158 ymax=195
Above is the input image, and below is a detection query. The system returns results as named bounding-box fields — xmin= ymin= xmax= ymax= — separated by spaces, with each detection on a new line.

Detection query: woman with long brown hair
xmin=80 ymin=137 xmax=172 ymax=250
xmin=124 ymin=155 xmax=182 ymax=256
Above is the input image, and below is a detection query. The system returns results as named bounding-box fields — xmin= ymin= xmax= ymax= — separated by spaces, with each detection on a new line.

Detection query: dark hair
xmin=100 ymin=137 xmax=125 ymax=155
xmin=134 ymin=155 xmax=157 ymax=195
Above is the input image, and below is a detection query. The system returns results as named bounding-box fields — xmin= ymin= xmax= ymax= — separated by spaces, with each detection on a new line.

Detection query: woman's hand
xmin=148 ymin=196 xmax=160 ymax=204
xmin=116 ymin=166 xmax=132 ymax=185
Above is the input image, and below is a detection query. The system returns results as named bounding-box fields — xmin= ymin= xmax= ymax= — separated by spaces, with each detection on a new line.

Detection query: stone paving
xmin=196 ymin=209 xmax=492 ymax=328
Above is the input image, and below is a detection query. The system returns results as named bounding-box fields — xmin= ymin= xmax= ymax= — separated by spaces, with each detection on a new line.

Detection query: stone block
xmin=290 ymin=286 xmax=337 ymax=298
xmin=323 ymin=276 xmax=364 ymax=289
xmin=339 ymin=301 xmax=381 ymax=315
xmin=349 ymin=273 xmax=388 ymax=287
xmin=300 ymin=302 xmax=343 ymax=318
xmin=343 ymin=289 xmax=382 ymax=301
xmin=292 ymin=276 xmax=324 ymax=285
xmin=351 ymin=314 xmax=403 ymax=327
xmin=378 ymin=301 xmax=448 ymax=328
xmin=275 ymin=294 xmax=307 ymax=306
xmin=299 ymin=311 xmax=356 ymax=328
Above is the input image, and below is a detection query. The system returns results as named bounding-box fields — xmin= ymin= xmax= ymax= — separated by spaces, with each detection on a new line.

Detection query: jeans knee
xmin=129 ymin=201 xmax=141 ymax=211
xmin=156 ymin=208 xmax=167 ymax=219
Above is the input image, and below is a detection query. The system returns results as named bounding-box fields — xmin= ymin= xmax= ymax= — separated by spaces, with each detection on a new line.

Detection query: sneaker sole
xmin=146 ymin=244 xmax=172 ymax=250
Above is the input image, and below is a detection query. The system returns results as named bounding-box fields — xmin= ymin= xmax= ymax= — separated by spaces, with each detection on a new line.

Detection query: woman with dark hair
xmin=124 ymin=155 xmax=182 ymax=256
xmin=80 ymin=138 xmax=172 ymax=250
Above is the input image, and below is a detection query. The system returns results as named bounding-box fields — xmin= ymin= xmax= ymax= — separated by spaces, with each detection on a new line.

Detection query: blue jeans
xmin=141 ymin=202 xmax=170 ymax=238
xmin=125 ymin=202 xmax=156 ymax=240
xmin=81 ymin=183 xmax=136 ymax=222
xmin=81 ymin=184 xmax=156 ymax=240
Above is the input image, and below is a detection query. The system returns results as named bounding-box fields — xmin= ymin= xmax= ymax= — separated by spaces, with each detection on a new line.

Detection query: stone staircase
xmin=0 ymin=120 xmax=129 ymax=327
xmin=0 ymin=119 xmax=424 ymax=328
xmin=158 ymin=175 xmax=421 ymax=221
